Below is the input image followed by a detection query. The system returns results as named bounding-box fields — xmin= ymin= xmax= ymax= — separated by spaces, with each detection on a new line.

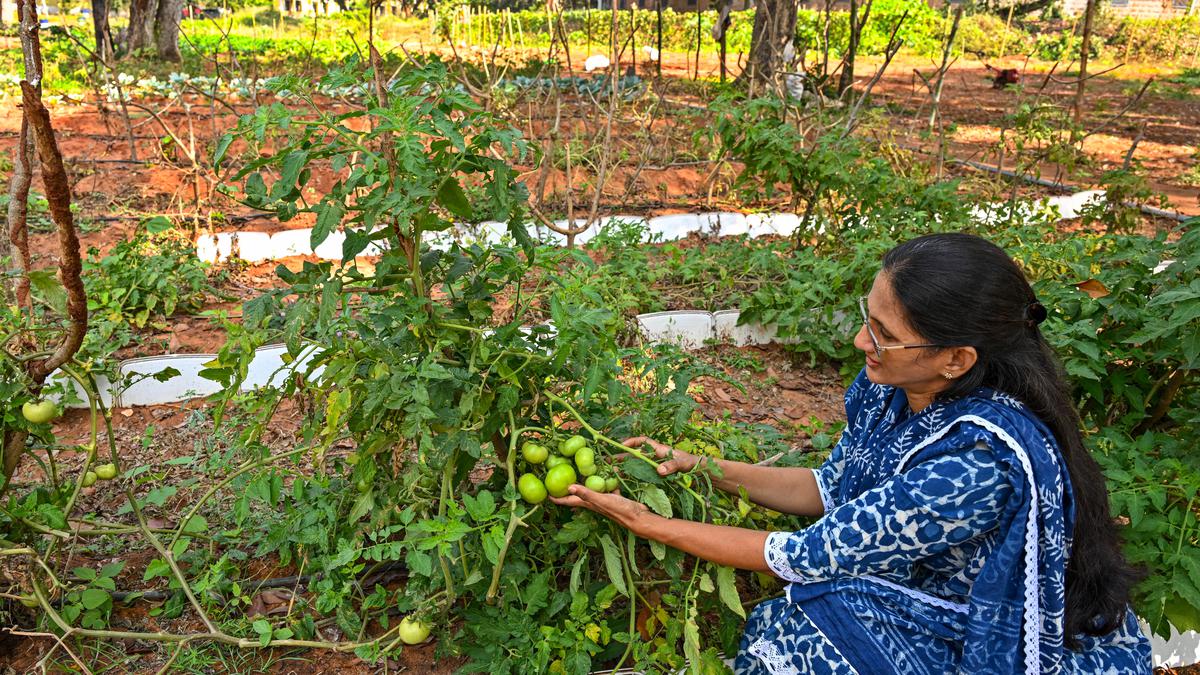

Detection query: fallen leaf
xmin=246 ymin=588 xmax=294 ymax=618
xmin=1075 ymin=279 xmax=1110 ymax=299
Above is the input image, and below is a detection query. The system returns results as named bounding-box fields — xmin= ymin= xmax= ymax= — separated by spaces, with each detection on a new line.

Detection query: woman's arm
xmin=549 ymin=484 xmax=773 ymax=573
xmin=553 ymin=442 xmax=1012 ymax=582
xmin=624 ymin=437 xmax=826 ymax=517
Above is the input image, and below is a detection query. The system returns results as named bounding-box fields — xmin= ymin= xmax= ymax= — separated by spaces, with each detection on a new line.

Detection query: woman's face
xmin=853 ymin=272 xmax=964 ymax=402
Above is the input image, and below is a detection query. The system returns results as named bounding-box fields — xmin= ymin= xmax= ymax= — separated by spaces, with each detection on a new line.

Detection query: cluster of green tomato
xmin=515 ymin=434 xmax=619 ymax=505
xmin=17 ymin=400 xmax=120 ymax=487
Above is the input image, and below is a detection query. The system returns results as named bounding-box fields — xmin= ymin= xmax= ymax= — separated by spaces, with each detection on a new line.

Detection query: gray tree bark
xmin=743 ymin=0 xmax=799 ymax=94
xmin=154 ymin=0 xmax=184 ymax=61
xmin=127 ymin=0 xmax=157 ymax=52
xmin=91 ymin=0 xmax=114 ymax=62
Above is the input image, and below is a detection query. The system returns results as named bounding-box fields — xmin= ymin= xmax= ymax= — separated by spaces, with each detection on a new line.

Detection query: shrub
xmin=956 ymin=12 xmax=1031 ymax=57
xmin=83 ymin=217 xmax=218 ymax=329
xmin=1106 ymin=15 xmax=1200 ymax=62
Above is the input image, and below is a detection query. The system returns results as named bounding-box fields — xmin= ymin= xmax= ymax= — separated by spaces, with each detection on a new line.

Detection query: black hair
xmin=881 ymin=232 xmax=1139 ymax=648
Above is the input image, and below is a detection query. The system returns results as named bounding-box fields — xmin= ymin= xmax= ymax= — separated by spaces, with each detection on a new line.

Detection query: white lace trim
xmin=862 ymin=574 xmax=970 ymax=614
xmin=895 ymin=414 xmax=1043 ymax=674
xmin=748 ymin=609 xmax=859 ymax=675
xmin=813 ymin=467 xmax=835 ymax=514
xmin=748 ymin=637 xmax=802 ymax=675
xmin=764 ymin=531 xmax=805 ymax=583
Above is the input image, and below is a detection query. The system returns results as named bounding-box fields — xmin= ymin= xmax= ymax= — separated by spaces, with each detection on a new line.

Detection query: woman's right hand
xmin=623 ymin=436 xmax=702 ymax=477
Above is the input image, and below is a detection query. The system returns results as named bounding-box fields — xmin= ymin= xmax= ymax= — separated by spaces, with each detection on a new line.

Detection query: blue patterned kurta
xmin=736 ymin=370 xmax=1152 ymax=674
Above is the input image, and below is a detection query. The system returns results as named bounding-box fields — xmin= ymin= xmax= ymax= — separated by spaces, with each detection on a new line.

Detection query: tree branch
xmin=20 ymin=81 xmax=88 ymax=385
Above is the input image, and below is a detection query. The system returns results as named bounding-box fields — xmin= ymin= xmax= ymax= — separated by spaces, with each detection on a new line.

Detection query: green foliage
xmin=455 ymin=0 xmax=995 ymax=59
xmin=1107 ymin=15 xmax=1200 ymax=62
xmin=955 ymin=13 xmax=1030 ymax=57
xmin=711 ymin=95 xmax=975 ymax=242
xmin=1033 ymin=30 xmax=1102 ymax=62
xmin=203 ymin=60 xmax=800 ymax=670
xmin=83 ymin=217 xmax=218 ymax=330
xmin=1020 ymin=225 xmax=1200 ymax=636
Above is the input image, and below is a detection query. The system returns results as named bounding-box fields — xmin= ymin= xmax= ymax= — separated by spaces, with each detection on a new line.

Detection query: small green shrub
xmin=1107 ymin=15 xmax=1200 ymax=61
xmin=84 ymin=217 xmax=218 ymax=329
xmin=956 ymin=13 xmax=1030 ymax=57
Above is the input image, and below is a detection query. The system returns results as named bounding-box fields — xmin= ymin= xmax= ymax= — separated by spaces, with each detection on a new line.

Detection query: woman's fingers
xmin=549 ymin=493 xmax=589 ymax=509
xmin=622 ymin=436 xmax=674 ymax=459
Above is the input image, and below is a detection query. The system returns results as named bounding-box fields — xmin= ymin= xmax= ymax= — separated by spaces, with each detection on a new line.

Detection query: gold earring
xmin=943 ymin=372 xmax=954 ymax=380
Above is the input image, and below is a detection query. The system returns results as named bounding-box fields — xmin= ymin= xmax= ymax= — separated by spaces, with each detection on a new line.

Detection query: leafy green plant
xmin=60 ymin=562 xmax=125 ymax=630
xmin=198 ymin=59 xmax=798 ymax=672
xmin=1018 ymin=224 xmax=1200 ymax=636
xmin=83 ymin=217 xmax=218 ymax=329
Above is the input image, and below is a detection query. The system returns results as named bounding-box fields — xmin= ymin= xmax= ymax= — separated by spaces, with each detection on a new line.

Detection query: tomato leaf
xmin=436 ymin=177 xmax=474 ymax=222
xmin=641 ymin=485 xmax=672 ymax=519
xmin=599 ymin=534 xmax=628 ymax=597
xmin=716 ymin=565 xmax=746 ymax=618
xmin=464 ymin=490 xmax=496 ymax=522
xmin=570 ymin=550 xmax=588 ymax=596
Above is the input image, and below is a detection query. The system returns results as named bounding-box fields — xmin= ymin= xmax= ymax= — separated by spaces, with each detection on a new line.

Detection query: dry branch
xmin=20 ymin=82 xmax=88 ymax=385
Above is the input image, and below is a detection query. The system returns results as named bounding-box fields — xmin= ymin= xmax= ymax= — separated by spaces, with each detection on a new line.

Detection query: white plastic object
xmin=118 ymin=354 xmax=224 ymax=406
xmin=584 ymin=54 xmax=610 ymax=72
xmin=645 ymin=214 xmax=703 ymax=242
xmin=636 ymin=311 xmax=715 ymax=350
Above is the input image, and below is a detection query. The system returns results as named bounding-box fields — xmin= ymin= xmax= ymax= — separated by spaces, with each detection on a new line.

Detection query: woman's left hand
xmin=549 ymin=484 xmax=652 ymax=532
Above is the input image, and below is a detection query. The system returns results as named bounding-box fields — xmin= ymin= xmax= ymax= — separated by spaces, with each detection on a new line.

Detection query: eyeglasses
xmin=858 ymin=297 xmax=941 ymax=359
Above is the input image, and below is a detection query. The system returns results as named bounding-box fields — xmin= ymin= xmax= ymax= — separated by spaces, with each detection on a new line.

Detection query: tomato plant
xmin=199 ymin=59 xmax=806 ymax=673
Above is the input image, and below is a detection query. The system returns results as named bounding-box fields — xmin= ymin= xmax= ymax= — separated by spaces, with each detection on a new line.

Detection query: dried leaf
xmin=1075 ymin=279 xmax=1110 ymax=299
xmin=246 ymin=589 xmax=294 ymax=618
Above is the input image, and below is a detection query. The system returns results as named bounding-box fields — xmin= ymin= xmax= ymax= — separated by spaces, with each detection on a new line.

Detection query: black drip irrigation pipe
xmin=932 ymin=152 xmax=1194 ymax=225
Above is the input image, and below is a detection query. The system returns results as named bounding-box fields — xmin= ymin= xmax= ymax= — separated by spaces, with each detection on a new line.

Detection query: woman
xmin=551 ymin=233 xmax=1152 ymax=673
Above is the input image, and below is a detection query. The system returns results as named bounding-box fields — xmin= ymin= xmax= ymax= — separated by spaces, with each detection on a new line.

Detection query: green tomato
xmin=584 ymin=475 xmax=607 ymax=492
xmin=356 ymin=478 xmax=371 ymax=493
xmin=544 ymin=464 xmax=577 ymax=498
xmin=559 ymin=435 xmax=587 ymax=457
xmin=545 ymin=455 xmax=568 ymax=469
xmin=81 ymin=471 xmax=98 ymax=488
xmin=518 ymin=473 xmax=548 ymax=504
xmin=521 ymin=442 xmax=548 ymax=465
xmin=573 ymin=447 xmax=595 ymax=469
xmin=578 ymin=462 xmax=597 ymax=477
xmin=398 ymin=616 xmax=431 ymax=645
xmin=94 ymin=463 xmax=118 ymax=480
xmin=604 ymin=477 xmax=619 ymax=493
xmin=21 ymin=400 xmax=59 ymax=424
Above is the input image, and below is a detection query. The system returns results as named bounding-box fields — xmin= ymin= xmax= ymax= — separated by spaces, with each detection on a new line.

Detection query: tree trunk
xmin=838 ymin=0 xmax=858 ymax=96
xmin=743 ymin=0 xmax=798 ymax=93
xmin=128 ymin=0 xmax=157 ymax=52
xmin=155 ymin=0 xmax=184 ymax=61
xmin=1072 ymin=0 xmax=1095 ymax=130
xmin=91 ymin=0 xmax=114 ymax=62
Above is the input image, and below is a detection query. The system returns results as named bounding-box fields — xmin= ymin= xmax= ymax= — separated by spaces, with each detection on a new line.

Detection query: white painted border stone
xmin=635 ymin=311 xmax=715 ymax=350
xmin=1142 ymin=620 xmax=1200 ymax=667
xmin=119 ymin=354 xmax=224 ymax=406
xmin=194 ymin=190 xmax=1111 ymax=263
